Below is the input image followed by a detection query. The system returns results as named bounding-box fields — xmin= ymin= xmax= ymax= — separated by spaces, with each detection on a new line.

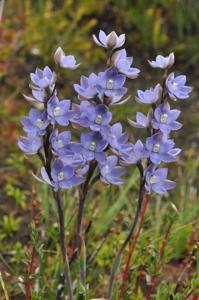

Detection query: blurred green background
xmin=1 ymin=0 xmax=199 ymax=157
xmin=0 ymin=0 xmax=199 ymax=299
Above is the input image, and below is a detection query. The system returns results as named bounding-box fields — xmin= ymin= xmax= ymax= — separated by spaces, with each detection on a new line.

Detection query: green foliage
xmin=0 ymin=0 xmax=199 ymax=299
xmin=5 ymin=183 xmax=28 ymax=209
xmin=1 ymin=145 xmax=198 ymax=298
xmin=0 ymin=214 xmax=22 ymax=238
xmin=76 ymin=282 xmax=87 ymax=300
xmin=2 ymin=0 xmax=199 ymax=85
xmin=5 ymin=153 xmax=26 ymax=176
xmin=10 ymin=242 xmax=26 ymax=267
xmin=114 ymin=0 xmax=199 ymax=67
xmin=1 ymin=0 xmax=107 ymax=76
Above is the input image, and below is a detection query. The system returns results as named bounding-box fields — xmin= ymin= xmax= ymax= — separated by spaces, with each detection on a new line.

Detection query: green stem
xmin=108 ymin=162 xmax=145 ymax=299
xmin=76 ymin=160 xmax=97 ymax=287
xmin=53 ymin=191 xmax=73 ymax=300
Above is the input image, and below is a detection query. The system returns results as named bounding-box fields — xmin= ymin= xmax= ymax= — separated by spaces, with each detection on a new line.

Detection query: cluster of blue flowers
xmin=18 ymin=31 xmax=139 ymax=190
xmin=18 ymin=30 xmax=192 ymax=195
xmin=126 ymin=52 xmax=192 ymax=194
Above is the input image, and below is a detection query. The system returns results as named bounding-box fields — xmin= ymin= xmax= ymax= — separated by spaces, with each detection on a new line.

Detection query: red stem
xmin=25 ymin=188 xmax=41 ymax=300
xmin=119 ymin=194 xmax=150 ymax=300
xmin=146 ymin=277 xmax=155 ymax=300
xmin=146 ymin=223 xmax=172 ymax=300
xmin=159 ymin=223 xmax=172 ymax=259
xmin=25 ymin=247 xmax=36 ymax=300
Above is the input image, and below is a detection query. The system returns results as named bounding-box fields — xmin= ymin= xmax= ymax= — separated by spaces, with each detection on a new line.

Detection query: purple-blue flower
xmin=72 ymin=101 xmax=112 ymax=132
xmin=60 ymin=153 xmax=85 ymax=167
xmin=96 ymin=68 xmax=127 ymax=100
xmin=128 ymin=111 xmax=152 ymax=128
xmin=23 ymin=93 xmax=45 ymax=109
xmin=136 ymin=84 xmax=162 ymax=105
xmin=21 ymin=108 xmax=49 ymax=137
xmin=113 ymin=49 xmax=140 ymax=79
xmin=108 ymin=95 xmax=131 ymax=106
xmin=50 ymin=129 xmax=72 ymax=156
xmin=93 ymin=30 xmax=125 ymax=50
xmin=145 ymin=164 xmax=176 ymax=195
xmin=50 ymin=131 xmax=85 ymax=167
xmin=18 ymin=135 xmax=43 ymax=155
xmin=41 ymin=159 xmax=84 ymax=191
xmin=99 ymin=156 xmax=126 ymax=185
xmin=148 ymin=53 xmax=175 ymax=69
xmin=30 ymin=66 xmax=56 ymax=89
xmin=54 ymin=47 xmax=80 ymax=69
xmin=121 ymin=140 xmax=145 ymax=164
xmin=144 ymin=134 xmax=181 ymax=164
xmin=152 ymin=102 xmax=182 ymax=134
xmin=166 ymin=72 xmax=193 ymax=100
xmin=31 ymin=88 xmax=47 ymax=103
xmin=104 ymin=123 xmax=132 ymax=157
xmin=47 ymin=95 xmax=73 ymax=126
xmin=71 ymin=132 xmax=108 ymax=162
xmin=74 ymin=73 xmax=98 ymax=100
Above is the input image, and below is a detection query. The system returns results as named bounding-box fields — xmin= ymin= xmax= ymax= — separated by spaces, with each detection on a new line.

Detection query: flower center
xmin=172 ymin=82 xmax=178 ymax=88
xmin=103 ymin=165 xmax=110 ymax=175
xmin=152 ymin=143 xmax=160 ymax=153
xmin=53 ymin=106 xmax=61 ymax=117
xmin=89 ymin=141 xmax=97 ymax=151
xmin=150 ymin=175 xmax=157 ymax=184
xmin=160 ymin=113 xmax=168 ymax=124
xmin=106 ymin=79 xmax=114 ymax=89
xmin=57 ymin=139 xmax=63 ymax=148
xmin=36 ymin=118 xmax=44 ymax=127
xmin=57 ymin=171 xmax=64 ymax=181
xmin=95 ymin=114 xmax=103 ymax=124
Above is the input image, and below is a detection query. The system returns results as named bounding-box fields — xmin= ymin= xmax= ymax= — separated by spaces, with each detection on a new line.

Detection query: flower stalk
xmin=119 ymin=193 xmax=150 ymax=300
xmin=108 ymin=162 xmax=146 ymax=299
xmin=76 ymin=160 xmax=98 ymax=287
xmin=53 ymin=191 xmax=73 ymax=300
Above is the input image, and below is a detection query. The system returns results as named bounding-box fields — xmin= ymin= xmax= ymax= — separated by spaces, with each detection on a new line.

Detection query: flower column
xmin=72 ymin=30 xmax=140 ymax=288
xmin=18 ymin=53 xmax=82 ymax=300
xmin=108 ymin=52 xmax=192 ymax=299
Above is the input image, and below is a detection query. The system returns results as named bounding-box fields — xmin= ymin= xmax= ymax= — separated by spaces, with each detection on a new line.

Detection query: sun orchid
xmin=18 ymin=31 xmax=192 ymax=195
xmin=93 ymin=30 xmax=125 ymax=50
xmin=18 ymin=30 xmax=192 ymax=300
xmin=148 ymin=52 xmax=175 ymax=69
xmin=166 ymin=72 xmax=193 ymax=100
xmin=54 ymin=47 xmax=80 ymax=69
